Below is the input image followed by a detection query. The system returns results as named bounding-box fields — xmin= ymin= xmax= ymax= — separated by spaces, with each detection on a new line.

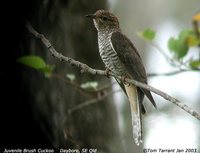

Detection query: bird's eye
xmin=102 ymin=16 xmax=108 ymax=21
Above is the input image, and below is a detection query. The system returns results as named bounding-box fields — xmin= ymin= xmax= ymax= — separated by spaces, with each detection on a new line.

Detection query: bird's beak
xmin=85 ymin=14 xmax=96 ymax=19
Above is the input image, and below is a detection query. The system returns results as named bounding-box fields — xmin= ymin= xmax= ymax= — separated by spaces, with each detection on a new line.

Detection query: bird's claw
xmin=105 ymin=68 xmax=111 ymax=78
xmin=121 ymin=75 xmax=130 ymax=86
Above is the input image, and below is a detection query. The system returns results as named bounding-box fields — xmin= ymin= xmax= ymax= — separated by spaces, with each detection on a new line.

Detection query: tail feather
xmin=137 ymin=88 xmax=146 ymax=114
xmin=124 ymin=84 xmax=142 ymax=145
xmin=142 ymin=89 xmax=157 ymax=108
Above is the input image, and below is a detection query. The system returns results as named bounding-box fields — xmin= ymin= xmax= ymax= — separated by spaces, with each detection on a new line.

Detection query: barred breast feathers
xmin=97 ymin=31 xmax=124 ymax=75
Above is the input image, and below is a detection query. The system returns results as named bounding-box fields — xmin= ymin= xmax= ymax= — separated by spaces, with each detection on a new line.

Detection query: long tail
xmin=124 ymin=84 xmax=142 ymax=146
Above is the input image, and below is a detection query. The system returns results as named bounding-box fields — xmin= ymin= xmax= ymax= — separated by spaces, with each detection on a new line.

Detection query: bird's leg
xmin=121 ymin=75 xmax=131 ymax=86
xmin=105 ymin=67 xmax=112 ymax=78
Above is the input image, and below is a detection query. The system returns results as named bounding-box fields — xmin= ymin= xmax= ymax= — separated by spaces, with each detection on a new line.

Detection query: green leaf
xmin=167 ymin=30 xmax=193 ymax=59
xmin=176 ymin=39 xmax=188 ymax=58
xmin=142 ymin=28 xmax=156 ymax=41
xmin=81 ymin=81 xmax=98 ymax=90
xmin=17 ymin=55 xmax=54 ymax=76
xmin=178 ymin=30 xmax=192 ymax=39
xmin=41 ymin=65 xmax=54 ymax=77
xmin=168 ymin=37 xmax=177 ymax=51
xmin=190 ymin=60 xmax=200 ymax=69
xmin=66 ymin=74 xmax=76 ymax=81
xmin=17 ymin=55 xmax=46 ymax=69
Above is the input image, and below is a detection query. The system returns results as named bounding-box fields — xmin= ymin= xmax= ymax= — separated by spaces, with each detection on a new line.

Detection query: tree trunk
xmin=18 ymin=0 xmax=125 ymax=152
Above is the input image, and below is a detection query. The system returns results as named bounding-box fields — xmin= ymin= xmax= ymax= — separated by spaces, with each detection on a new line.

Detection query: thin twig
xmin=148 ymin=69 xmax=200 ymax=77
xmin=27 ymin=22 xmax=103 ymax=75
xmin=150 ymin=42 xmax=185 ymax=67
xmin=26 ymin=22 xmax=200 ymax=121
xmin=151 ymin=42 xmax=171 ymax=61
xmin=68 ymin=89 xmax=121 ymax=115
xmin=121 ymin=76 xmax=200 ymax=120
xmin=192 ymin=19 xmax=200 ymax=60
xmin=52 ymin=72 xmax=116 ymax=97
xmin=51 ymin=73 xmax=93 ymax=98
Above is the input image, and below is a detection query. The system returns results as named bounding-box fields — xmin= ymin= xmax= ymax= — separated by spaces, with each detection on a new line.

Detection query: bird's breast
xmin=98 ymin=32 xmax=125 ymax=75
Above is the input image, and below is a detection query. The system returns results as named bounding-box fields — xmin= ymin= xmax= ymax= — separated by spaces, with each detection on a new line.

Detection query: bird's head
xmin=86 ymin=10 xmax=120 ymax=32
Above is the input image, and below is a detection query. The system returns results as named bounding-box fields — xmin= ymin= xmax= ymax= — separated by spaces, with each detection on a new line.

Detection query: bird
xmin=86 ymin=10 xmax=156 ymax=145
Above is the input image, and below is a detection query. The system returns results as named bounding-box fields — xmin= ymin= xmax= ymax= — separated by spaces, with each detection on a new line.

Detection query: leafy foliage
xmin=139 ymin=15 xmax=200 ymax=69
xmin=140 ymin=28 xmax=156 ymax=41
xmin=167 ymin=29 xmax=200 ymax=59
xmin=190 ymin=60 xmax=200 ymax=69
xmin=17 ymin=55 xmax=46 ymax=69
xmin=17 ymin=55 xmax=54 ymax=76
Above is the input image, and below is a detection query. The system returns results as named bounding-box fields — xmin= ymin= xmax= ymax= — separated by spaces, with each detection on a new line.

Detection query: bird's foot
xmin=105 ymin=68 xmax=111 ymax=78
xmin=121 ymin=75 xmax=131 ymax=86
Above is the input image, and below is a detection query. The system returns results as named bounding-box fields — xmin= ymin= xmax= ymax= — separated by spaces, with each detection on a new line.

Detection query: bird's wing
xmin=111 ymin=31 xmax=156 ymax=108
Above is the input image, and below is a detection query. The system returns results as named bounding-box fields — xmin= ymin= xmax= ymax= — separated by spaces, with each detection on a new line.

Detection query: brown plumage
xmin=86 ymin=10 xmax=156 ymax=145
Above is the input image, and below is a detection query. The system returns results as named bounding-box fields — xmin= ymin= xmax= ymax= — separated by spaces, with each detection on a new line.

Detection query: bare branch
xmin=148 ymin=69 xmax=200 ymax=77
xmin=68 ymin=89 xmax=121 ymax=115
xmin=150 ymin=42 xmax=188 ymax=68
xmin=26 ymin=22 xmax=200 ymax=121
xmin=150 ymin=42 xmax=172 ymax=62
xmin=27 ymin=22 xmax=104 ymax=76
xmin=51 ymin=73 xmax=93 ymax=98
